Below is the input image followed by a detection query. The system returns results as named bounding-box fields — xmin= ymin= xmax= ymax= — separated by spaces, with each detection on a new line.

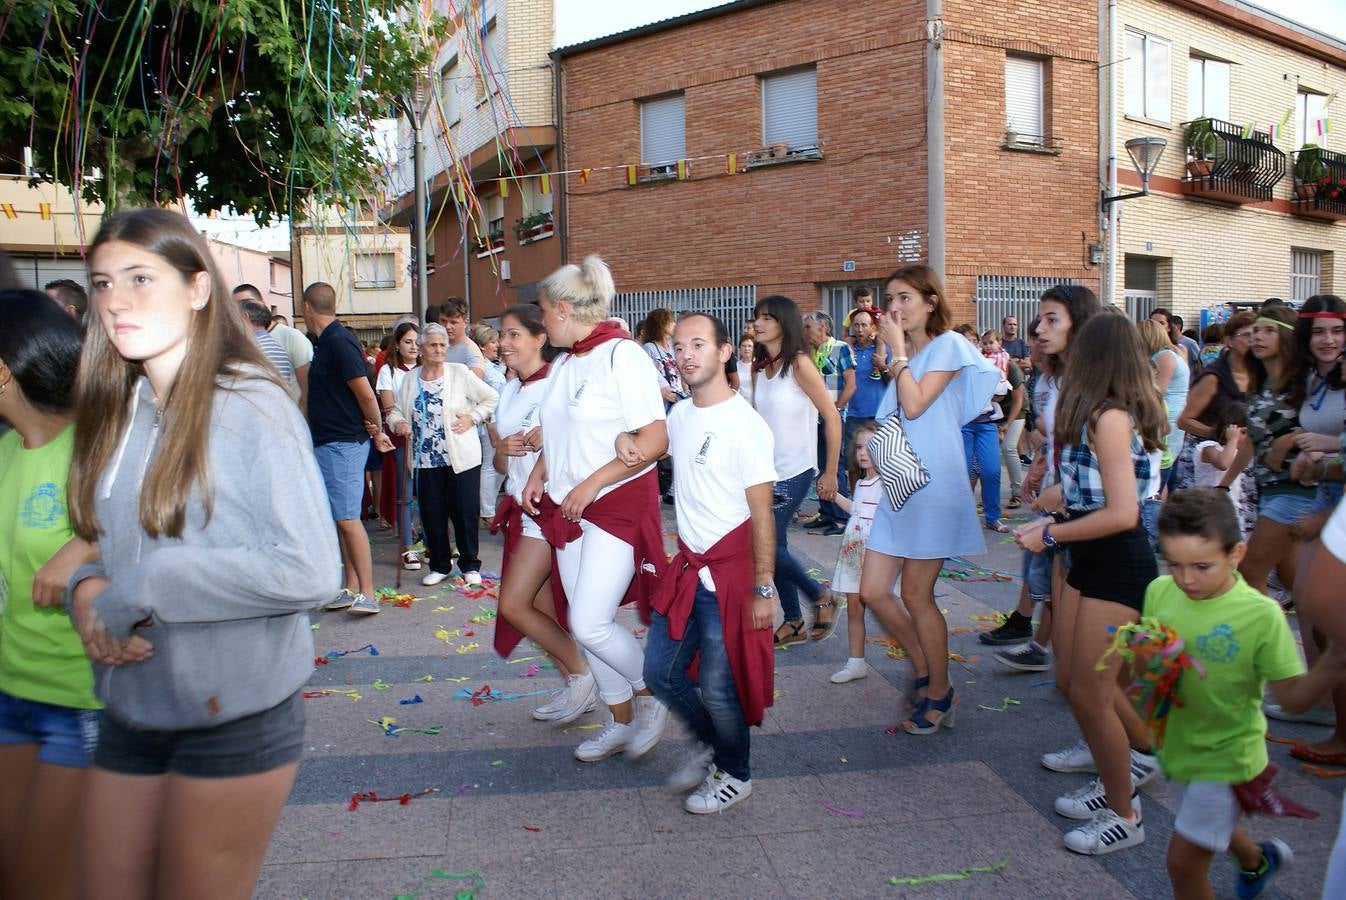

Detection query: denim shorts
xmin=1258 ymin=491 xmax=1317 ymax=526
xmin=314 ymin=440 xmax=368 ymax=521
xmin=1314 ymin=481 xmax=1345 ymax=513
xmin=0 ymin=690 xmax=99 ymax=768
xmin=1020 ymin=548 xmax=1053 ymax=602
xmin=94 ymin=691 xmax=305 ymax=778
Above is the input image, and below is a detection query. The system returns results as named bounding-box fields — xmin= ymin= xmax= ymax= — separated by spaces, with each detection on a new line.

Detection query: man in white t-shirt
xmin=639 ymin=312 xmax=778 ymax=815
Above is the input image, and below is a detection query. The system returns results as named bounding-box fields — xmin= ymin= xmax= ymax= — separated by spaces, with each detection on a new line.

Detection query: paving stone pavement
xmin=255 ymin=505 xmax=1342 ymax=899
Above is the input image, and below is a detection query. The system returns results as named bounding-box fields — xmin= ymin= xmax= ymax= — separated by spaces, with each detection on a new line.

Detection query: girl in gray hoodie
xmin=65 ymin=209 xmax=341 ymax=899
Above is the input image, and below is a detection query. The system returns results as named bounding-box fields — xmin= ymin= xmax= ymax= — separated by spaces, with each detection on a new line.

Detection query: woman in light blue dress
xmin=859 ymin=265 xmax=999 ymax=735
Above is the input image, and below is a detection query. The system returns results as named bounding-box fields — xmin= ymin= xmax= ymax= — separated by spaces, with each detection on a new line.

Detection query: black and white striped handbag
xmin=866 ymin=414 xmax=930 ymax=510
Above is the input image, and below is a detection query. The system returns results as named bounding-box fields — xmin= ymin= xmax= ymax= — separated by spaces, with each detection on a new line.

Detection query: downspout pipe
xmin=926 ymin=0 xmax=945 ymax=280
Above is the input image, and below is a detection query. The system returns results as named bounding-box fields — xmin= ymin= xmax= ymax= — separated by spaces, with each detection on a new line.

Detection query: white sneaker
xmin=422 ymin=570 xmax=450 ymax=587
xmin=1063 ymin=807 xmax=1145 ymax=855
xmin=531 ymin=688 xmax=568 ymax=721
xmin=1055 ymin=779 xmax=1141 ymax=820
xmin=625 ymin=694 xmax=669 ymax=759
xmin=347 ymin=593 xmax=381 ymax=616
xmin=667 ymin=745 xmax=715 ymax=791
xmin=1130 ymin=748 xmax=1160 ymax=788
xmin=463 ymin=571 xmax=483 ymax=586
xmin=830 ymin=659 xmax=868 ymax=684
xmin=552 ymin=672 xmax=599 ymax=724
xmin=575 ymin=720 xmax=631 ymax=762
xmin=684 ymin=769 xmax=752 ymax=814
xmin=1042 ymin=738 xmax=1097 ymax=774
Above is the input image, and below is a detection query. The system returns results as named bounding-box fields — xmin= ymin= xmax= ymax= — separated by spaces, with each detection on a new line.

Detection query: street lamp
xmin=1102 ymin=136 xmax=1167 ymax=205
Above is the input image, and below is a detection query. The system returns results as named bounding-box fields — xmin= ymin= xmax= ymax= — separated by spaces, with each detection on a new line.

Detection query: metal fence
xmin=973 ymin=275 xmax=1078 ymax=333
xmin=1124 ymin=291 xmax=1158 ymax=322
xmin=611 ymin=285 xmax=759 ymax=336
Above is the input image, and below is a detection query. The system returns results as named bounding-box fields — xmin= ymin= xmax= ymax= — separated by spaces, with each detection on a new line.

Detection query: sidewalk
xmin=255 ymin=507 xmax=1340 ymax=899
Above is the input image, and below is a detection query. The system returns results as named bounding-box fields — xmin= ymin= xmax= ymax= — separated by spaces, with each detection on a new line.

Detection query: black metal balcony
xmin=1291 ymin=146 xmax=1346 ymax=223
xmin=1181 ymin=118 xmax=1286 ymax=204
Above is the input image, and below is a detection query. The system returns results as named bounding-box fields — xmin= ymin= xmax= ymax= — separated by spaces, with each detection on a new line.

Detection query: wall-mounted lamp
xmin=1102 ymin=136 xmax=1167 ymax=206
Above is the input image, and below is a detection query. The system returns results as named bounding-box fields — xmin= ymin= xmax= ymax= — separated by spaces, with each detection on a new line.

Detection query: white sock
xmin=846 ymin=657 xmax=865 ymax=667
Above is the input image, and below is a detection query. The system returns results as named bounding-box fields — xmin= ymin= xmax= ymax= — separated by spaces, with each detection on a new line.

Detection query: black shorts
xmin=1063 ymin=525 xmax=1157 ymax=612
xmin=94 ymin=691 xmax=305 ymax=778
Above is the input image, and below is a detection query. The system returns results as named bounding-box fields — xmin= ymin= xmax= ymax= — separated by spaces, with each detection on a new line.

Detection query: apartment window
xmin=1297 ymin=90 xmax=1329 ymax=149
xmin=639 ymin=94 xmax=685 ymax=167
xmin=476 ymin=19 xmax=499 ymax=101
xmin=1186 ymin=56 xmax=1229 ymax=121
xmin=353 ymin=252 xmax=396 ymax=290
xmin=1004 ymin=55 xmax=1044 ymax=143
xmin=440 ymin=55 xmax=460 ymax=125
xmin=485 ymin=193 xmax=504 ymax=240
xmin=269 ymin=260 xmax=287 ymax=292
xmin=1291 ymin=249 xmax=1322 ymax=302
xmin=762 ymin=67 xmax=818 ymax=150
xmin=1124 ymin=29 xmax=1171 ymax=122
xmin=522 ymin=176 xmax=554 ymax=217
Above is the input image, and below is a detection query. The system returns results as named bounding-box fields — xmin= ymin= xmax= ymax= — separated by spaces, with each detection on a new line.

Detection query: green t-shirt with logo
xmin=0 ymin=426 xmax=99 ymax=709
xmin=1143 ymin=574 xmax=1302 ymax=784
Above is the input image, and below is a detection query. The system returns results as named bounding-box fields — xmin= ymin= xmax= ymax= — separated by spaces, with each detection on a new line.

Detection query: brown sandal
xmin=811 ymin=599 xmax=839 ymax=641
xmin=774 ymin=619 xmax=807 ymax=648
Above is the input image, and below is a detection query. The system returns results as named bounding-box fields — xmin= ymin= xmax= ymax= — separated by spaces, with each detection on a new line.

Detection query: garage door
xmin=10 ymin=255 xmax=88 ymax=292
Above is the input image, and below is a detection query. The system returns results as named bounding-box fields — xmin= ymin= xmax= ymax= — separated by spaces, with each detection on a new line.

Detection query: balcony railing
xmin=1181 ymin=118 xmax=1286 ymax=204
xmin=1291 ymin=147 xmax=1346 ymax=222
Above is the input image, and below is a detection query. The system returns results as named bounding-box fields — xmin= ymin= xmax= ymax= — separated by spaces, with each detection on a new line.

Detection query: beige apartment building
xmin=294 ymin=202 xmax=412 ymax=341
xmin=0 ymin=174 xmax=102 ymax=289
xmin=1109 ymin=0 xmax=1346 ymax=324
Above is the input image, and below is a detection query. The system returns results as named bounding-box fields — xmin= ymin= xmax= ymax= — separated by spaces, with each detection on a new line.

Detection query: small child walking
xmin=1191 ymin=403 xmax=1248 ymax=536
xmin=1151 ymin=489 xmax=1346 ymax=899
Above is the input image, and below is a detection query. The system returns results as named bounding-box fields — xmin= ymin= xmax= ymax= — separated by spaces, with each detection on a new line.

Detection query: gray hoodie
xmin=70 ymin=371 xmax=340 ymax=730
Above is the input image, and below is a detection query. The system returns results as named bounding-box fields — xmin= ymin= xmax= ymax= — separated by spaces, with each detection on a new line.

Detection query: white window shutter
xmin=762 ymin=68 xmax=818 ymax=149
xmin=1004 ymin=57 xmax=1043 ymax=141
xmin=640 ymin=94 xmax=685 ymax=166
xmin=1145 ymin=37 xmax=1171 ymax=122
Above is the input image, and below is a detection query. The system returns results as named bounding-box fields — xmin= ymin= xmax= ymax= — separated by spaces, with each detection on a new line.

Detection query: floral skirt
xmin=831 ymin=520 xmax=872 ymax=594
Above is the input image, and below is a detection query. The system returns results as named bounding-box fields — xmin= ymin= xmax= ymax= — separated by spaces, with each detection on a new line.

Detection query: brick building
xmin=384 ymin=0 xmax=560 ymax=322
xmin=554 ymin=0 xmax=1103 ymax=331
xmin=1110 ymin=0 xmax=1346 ymax=321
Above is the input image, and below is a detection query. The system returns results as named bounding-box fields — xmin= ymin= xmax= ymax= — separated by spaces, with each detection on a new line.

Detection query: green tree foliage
xmin=0 ymin=0 xmax=437 ymax=222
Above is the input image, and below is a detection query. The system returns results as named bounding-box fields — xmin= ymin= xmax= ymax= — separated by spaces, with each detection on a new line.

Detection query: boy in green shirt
xmin=1150 ymin=488 xmax=1346 ymax=900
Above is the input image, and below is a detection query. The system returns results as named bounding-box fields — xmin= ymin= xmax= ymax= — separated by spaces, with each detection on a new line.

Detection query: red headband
xmin=1299 ymin=312 xmax=1346 ymax=319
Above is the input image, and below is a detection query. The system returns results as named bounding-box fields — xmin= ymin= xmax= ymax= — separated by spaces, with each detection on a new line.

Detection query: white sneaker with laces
xmin=830 ymin=659 xmax=868 ymax=684
xmin=401 ymin=551 xmax=422 ymax=571
xmin=553 ymin=672 xmax=599 ymax=724
xmin=531 ymin=688 xmax=568 ymax=721
xmin=625 ymin=694 xmax=669 ymax=759
xmin=1129 ymin=748 xmax=1160 ymax=787
xmin=1063 ymin=807 xmax=1145 ymax=855
xmin=463 ymin=571 xmax=483 ymax=586
xmin=1041 ymin=737 xmax=1097 ymax=774
xmin=1055 ymin=779 xmax=1141 ymax=820
xmin=667 ymin=745 xmax=715 ymax=791
xmin=575 ymin=720 xmax=631 ymax=762
xmin=684 ymin=768 xmax=752 ymax=814
xmin=422 ymin=570 xmax=450 ymax=587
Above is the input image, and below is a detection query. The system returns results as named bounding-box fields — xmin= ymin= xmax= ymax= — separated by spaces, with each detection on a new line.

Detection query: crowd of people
xmin=1 ymin=206 xmax=1345 ymax=899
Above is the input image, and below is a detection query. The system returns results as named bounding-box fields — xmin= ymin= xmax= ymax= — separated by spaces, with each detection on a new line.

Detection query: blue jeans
xmin=644 ymin=585 xmax=751 ymax=781
xmin=962 ymin=422 xmax=1001 ymax=524
xmin=816 ymin=419 xmax=848 ymax=525
xmin=773 ymin=469 xmax=823 ymax=621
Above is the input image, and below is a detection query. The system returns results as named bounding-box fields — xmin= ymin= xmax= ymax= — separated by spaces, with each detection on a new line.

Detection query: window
xmin=440 ymin=55 xmax=460 ymax=125
xmin=639 ymin=94 xmax=685 ymax=167
xmin=521 ymin=176 xmax=553 ymax=217
xmin=354 ymin=252 xmax=396 ymax=289
xmin=1291 ymin=249 xmax=1322 ymax=302
xmin=1297 ymin=90 xmax=1329 ymax=149
xmin=1004 ymin=55 xmax=1044 ymax=143
xmin=1187 ymin=56 xmax=1229 ymax=121
xmin=1124 ymin=29 xmax=1171 ymax=122
xmin=485 ymin=193 xmax=504 ymax=243
xmin=269 ymin=260 xmax=288 ymax=292
xmin=476 ymin=19 xmax=501 ymax=102
xmin=762 ymin=67 xmax=818 ymax=150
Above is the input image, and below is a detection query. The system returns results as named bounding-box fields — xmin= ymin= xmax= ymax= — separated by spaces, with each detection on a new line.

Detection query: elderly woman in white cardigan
xmin=386 ymin=324 xmax=499 ymax=586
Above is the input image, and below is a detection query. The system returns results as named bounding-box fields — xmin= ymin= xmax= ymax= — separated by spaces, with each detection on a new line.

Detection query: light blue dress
xmin=868 ymin=331 xmax=1001 ymax=560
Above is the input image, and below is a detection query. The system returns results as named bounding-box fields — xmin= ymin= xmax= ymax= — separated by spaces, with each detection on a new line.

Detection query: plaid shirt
xmin=1058 ymin=421 xmax=1160 ymax=513
xmin=812 ymin=337 xmax=854 ymax=405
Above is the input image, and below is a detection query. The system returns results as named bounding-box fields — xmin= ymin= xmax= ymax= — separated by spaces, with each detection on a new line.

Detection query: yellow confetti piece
xmin=773 ymin=689 xmax=785 ymax=699
xmin=455 ymin=642 xmax=480 ymax=654
xmin=508 ymin=655 xmax=545 ymax=664
xmin=368 ymin=716 xmax=397 ymax=730
xmin=444 ymin=676 xmax=470 ymax=683
xmin=416 ymin=675 xmax=435 ymax=682
xmin=373 ymin=679 xmax=391 ymax=691
xmin=561 ymin=722 xmax=604 ymax=733
xmin=433 ymin=605 xmax=455 ymax=612
xmin=490 ymin=759 xmax=504 ymax=766
xmin=434 ymin=628 xmax=459 ymax=644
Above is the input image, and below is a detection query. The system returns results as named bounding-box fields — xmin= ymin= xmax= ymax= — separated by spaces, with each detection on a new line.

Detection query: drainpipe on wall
xmin=552 ymin=51 xmax=568 ymax=264
xmin=926 ymin=0 xmax=945 ymax=280
xmin=1102 ymin=0 xmax=1120 ymax=306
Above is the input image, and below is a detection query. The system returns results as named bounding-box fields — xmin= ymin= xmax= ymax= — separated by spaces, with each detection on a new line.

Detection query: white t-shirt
xmin=375 ymin=364 xmax=410 ymax=396
xmin=540 ymin=339 xmax=666 ymax=502
xmin=1193 ymin=440 xmax=1243 ymax=513
xmin=494 ymin=376 xmax=546 ymax=502
xmin=751 ymin=359 xmax=817 ymax=481
xmin=269 ymin=323 xmax=314 ymax=372
xmin=668 ymin=393 xmax=776 ymax=590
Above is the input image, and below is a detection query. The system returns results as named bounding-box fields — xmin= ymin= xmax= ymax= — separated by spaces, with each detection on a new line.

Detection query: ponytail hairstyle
xmin=1054 ymin=313 xmax=1166 ymax=454
xmin=1039 ymin=283 xmax=1102 ymax=378
xmin=69 ymin=208 xmax=273 ymax=540
xmin=847 ymin=419 xmax=881 ymax=490
xmin=500 ymin=302 xmax=558 ymax=365
xmin=539 ymin=255 xmax=616 ymax=325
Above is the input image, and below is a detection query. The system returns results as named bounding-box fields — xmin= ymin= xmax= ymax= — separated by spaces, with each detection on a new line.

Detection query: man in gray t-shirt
xmin=436 ymin=297 xmax=485 ymax=378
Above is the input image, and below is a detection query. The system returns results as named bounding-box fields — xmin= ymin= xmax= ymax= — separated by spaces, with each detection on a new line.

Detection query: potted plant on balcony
xmin=512 ymin=210 xmax=553 ymax=242
xmin=1295 ymin=144 xmax=1327 ymax=199
xmin=1184 ymin=118 xmax=1218 ymax=177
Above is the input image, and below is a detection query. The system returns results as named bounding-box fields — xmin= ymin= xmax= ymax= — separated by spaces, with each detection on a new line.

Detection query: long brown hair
xmin=884 ymin=264 xmax=951 ymax=337
xmin=1039 ymin=284 xmax=1102 ymax=378
xmin=69 ymin=208 xmax=274 ymax=540
xmin=847 ymin=419 xmax=880 ymax=490
xmin=1246 ymin=304 xmax=1298 ymax=396
xmin=1054 ymin=313 xmax=1166 ymax=453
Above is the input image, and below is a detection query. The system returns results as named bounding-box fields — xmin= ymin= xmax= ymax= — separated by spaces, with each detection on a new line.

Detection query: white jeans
xmin=554 ymin=520 xmax=645 ymax=705
xmin=478 ymin=429 xmax=502 ymax=517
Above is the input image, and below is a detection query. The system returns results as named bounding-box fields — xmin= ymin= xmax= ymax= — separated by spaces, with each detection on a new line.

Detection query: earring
xmin=192 ymin=303 xmax=206 ymax=311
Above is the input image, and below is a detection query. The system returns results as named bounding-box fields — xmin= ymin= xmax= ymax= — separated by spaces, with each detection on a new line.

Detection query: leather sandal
xmin=774 ymin=619 xmax=807 ymax=648
xmin=902 ymin=688 xmax=956 ymax=735
xmin=810 ymin=598 xmax=839 ymax=641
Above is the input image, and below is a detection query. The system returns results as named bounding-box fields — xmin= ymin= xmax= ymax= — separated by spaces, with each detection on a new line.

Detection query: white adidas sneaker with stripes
xmin=684 ymin=768 xmax=752 ymax=814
